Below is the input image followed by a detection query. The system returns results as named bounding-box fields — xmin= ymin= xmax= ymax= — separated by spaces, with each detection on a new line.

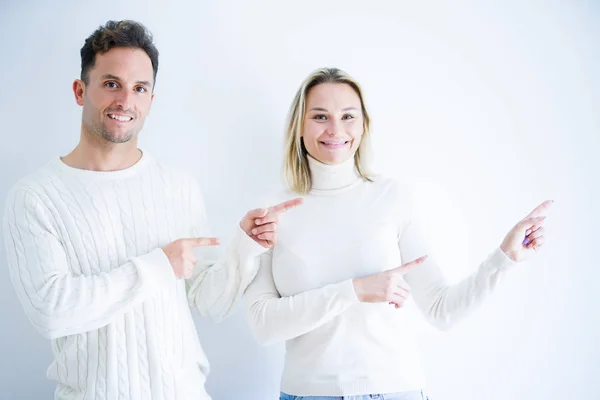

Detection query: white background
xmin=0 ymin=1 xmax=598 ymax=399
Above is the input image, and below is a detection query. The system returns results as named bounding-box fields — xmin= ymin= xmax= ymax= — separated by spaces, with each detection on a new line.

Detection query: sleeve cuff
xmin=232 ymin=225 xmax=269 ymax=260
xmin=487 ymin=247 xmax=519 ymax=272
xmin=336 ymin=279 xmax=360 ymax=305
xmin=133 ymin=248 xmax=177 ymax=290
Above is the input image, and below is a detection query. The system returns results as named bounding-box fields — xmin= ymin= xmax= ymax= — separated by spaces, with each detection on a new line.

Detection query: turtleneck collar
xmin=307 ymin=154 xmax=361 ymax=192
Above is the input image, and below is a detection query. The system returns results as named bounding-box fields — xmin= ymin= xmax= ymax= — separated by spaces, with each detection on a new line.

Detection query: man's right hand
xmin=352 ymin=255 xmax=428 ymax=308
xmin=162 ymin=238 xmax=220 ymax=279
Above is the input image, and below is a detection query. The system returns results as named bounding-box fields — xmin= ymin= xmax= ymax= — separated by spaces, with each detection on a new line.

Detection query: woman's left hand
xmin=240 ymin=198 xmax=304 ymax=248
xmin=500 ymin=200 xmax=553 ymax=262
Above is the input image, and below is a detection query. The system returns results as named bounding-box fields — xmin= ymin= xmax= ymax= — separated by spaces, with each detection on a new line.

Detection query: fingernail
xmin=523 ymin=237 xmax=531 ymax=245
xmin=255 ymin=219 xmax=261 ymax=225
xmin=251 ymin=229 xmax=257 ymax=235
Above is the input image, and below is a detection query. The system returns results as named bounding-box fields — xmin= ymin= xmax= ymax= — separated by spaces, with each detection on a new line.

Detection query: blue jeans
xmin=279 ymin=390 xmax=429 ymax=400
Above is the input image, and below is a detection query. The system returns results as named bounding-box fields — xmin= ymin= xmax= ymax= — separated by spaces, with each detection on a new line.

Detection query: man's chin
xmin=102 ymin=132 xmax=135 ymax=144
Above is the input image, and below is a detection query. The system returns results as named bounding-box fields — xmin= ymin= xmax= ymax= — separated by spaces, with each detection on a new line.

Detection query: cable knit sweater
xmin=3 ymin=151 xmax=265 ymax=400
xmin=244 ymin=155 xmax=517 ymax=396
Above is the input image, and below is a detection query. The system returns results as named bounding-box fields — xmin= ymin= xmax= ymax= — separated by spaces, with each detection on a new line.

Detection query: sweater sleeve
xmin=3 ymin=187 xmax=176 ymax=340
xmin=397 ymin=188 xmax=518 ymax=330
xmin=243 ymin=249 xmax=359 ymax=346
xmin=185 ymin=179 xmax=267 ymax=321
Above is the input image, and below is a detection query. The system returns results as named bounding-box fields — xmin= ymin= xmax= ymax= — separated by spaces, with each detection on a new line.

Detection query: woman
xmin=243 ymin=67 xmax=551 ymax=400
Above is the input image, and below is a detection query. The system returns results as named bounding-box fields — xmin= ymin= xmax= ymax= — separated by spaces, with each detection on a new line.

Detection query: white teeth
xmin=108 ymin=114 xmax=132 ymax=122
xmin=322 ymin=141 xmax=348 ymax=145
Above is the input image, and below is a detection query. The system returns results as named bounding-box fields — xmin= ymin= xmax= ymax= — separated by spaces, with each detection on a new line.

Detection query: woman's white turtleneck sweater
xmin=244 ymin=155 xmax=517 ymax=396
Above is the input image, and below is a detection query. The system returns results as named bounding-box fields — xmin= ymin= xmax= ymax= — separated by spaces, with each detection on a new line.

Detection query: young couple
xmin=3 ymin=20 xmax=551 ymax=400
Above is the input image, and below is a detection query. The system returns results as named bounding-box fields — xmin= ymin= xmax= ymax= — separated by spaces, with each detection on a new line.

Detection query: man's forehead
xmin=90 ymin=48 xmax=154 ymax=81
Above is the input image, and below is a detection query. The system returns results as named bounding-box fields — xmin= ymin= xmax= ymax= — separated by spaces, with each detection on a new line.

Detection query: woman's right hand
xmin=352 ymin=256 xmax=428 ymax=308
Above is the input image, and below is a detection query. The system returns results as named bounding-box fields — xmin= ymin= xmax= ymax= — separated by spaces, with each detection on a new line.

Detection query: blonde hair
xmin=283 ymin=67 xmax=373 ymax=194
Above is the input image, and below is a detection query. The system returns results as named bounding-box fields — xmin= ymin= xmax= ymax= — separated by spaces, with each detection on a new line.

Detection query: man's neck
xmin=61 ymin=131 xmax=142 ymax=172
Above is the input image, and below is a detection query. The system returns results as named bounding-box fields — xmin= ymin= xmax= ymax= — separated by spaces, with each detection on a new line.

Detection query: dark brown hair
xmin=80 ymin=20 xmax=159 ymax=87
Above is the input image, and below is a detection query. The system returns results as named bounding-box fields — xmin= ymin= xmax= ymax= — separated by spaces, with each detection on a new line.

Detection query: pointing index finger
xmin=181 ymin=237 xmax=221 ymax=247
xmin=395 ymin=255 xmax=428 ymax=275
xmin=267 ymin=198 xmax=304 ymax=215
xmin=524 ymin=200 xmax=554 ymax=219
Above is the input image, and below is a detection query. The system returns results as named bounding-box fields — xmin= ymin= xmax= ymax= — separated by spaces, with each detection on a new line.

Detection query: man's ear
xmin=73 ymin=79 xmax=85 ymax=106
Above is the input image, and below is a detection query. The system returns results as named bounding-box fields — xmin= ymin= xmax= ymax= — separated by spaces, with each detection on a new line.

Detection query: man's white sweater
xmin=3 ymin=152 xmax=265 ymax=399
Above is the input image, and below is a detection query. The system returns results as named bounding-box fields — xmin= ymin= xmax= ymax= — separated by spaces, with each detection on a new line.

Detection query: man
xmin=3 ymin=20 xmax=300 ymax=400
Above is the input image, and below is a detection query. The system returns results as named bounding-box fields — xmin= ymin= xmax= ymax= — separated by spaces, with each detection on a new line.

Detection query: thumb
xmin=516 ymin=216 xmax=546 ymax=231
xmin=393 ymin=255 xmax=428 ymax=276
xmin=245 ymin=208 xmax=268 ymax=220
